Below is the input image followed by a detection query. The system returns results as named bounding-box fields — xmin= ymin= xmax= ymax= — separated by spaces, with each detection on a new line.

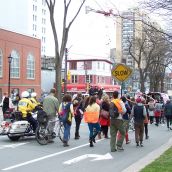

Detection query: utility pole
xmin=64 ymin=48 xmax=68 ymax=94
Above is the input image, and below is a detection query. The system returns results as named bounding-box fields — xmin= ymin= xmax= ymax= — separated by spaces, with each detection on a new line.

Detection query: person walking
xmin=43 ymin=88 xmax=59 ymax=142
xmin=148 ymin=98 xmax=155 ymax=124
xmin=131 ymin=97 xmax=147 ymax=147
xmin=84 ymin=96 xmax=101 ymax=147
xmin=73 ymin=93 xmax=84 ymax=139
xmin=142 ymin=98 xmax=149 ymax=139
xmin=99 ymin=95 xmax=110 ymax=139
xmin=117 ymin=96 xmax=131 ymax=144
xmin=59 ymin=94 xmax=74 ymax=147
xmin=164 ymin=100 xmax=172 ymax=130
xmin=154 ymin=99 xmax=163 ymax=126
xmin=110 ymin=91 xmax=126 ymax=152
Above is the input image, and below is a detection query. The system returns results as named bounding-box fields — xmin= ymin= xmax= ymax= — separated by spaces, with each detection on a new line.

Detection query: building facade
xmin=66 ymin=59 xmax=120 ymax=93
xmin=0 ymin=0 xmax=48 ymax=56
xmin=0 ymin=28 xmax=41 ymax=99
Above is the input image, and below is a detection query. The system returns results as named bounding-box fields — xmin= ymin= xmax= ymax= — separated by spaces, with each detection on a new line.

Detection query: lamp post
xmin=8 ymin=55 xmax=13 ymax=97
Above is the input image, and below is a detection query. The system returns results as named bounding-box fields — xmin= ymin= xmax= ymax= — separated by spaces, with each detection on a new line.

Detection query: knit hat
xmin=136 ymin=97 xmax=142 ymax=103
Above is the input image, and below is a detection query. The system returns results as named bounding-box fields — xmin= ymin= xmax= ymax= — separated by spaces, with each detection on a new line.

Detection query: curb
xmin=122 ymin=137 xmax=172 ymax=172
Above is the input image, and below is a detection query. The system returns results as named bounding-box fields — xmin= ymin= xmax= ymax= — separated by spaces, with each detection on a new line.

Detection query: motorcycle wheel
xmin=35 ymin=125 xmax=49 ymax=145
xmin=7 ymin=135 xmax=20 ymax=141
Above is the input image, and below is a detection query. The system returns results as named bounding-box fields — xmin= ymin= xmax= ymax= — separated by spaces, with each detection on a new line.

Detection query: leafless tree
xmin=128 ymin=25 xmax=171 ymax=92
xmin=45 ymin=0 xmax=86 ymax=101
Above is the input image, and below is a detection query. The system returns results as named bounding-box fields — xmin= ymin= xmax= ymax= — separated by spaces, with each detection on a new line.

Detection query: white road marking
xmin=63 ymin=153 xmax=113 ymax=165
xmin=2 ymin=139 xmax=104 ymax=171
xmin=0 ymin=142 xmax=29 ymax=149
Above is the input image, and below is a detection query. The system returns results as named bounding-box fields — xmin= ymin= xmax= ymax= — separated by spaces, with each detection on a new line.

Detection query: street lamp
xmin=8 ymin=54 xmax=13 ymax=97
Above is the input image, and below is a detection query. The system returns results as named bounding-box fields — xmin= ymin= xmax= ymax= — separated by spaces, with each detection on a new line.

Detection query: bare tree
xmin=128 ymin=25 xmax=170 ymax=92
xmin=45 ymin=0 xmax=86 ymax=101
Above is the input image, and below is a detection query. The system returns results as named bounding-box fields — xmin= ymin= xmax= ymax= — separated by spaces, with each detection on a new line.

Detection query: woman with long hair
xmin=84 ymin=96 xmax=101 ymax=147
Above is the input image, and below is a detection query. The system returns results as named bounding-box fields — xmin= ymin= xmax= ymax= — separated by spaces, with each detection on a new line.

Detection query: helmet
xmin=31 ymin=92 xmax=37 ymax=97
xmin=21 ymin=91 xmax=30 ymax=98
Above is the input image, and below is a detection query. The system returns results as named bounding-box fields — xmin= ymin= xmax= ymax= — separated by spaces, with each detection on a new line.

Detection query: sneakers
xmin=126 ymin=140 xmax=131 ymax=144
xmin=117 ymin=146 xmax=124 ymax=151
xmin=136 ymin=142 xmax=139 ymax=147
xmin=63 ymin=141 xmax=69 ymax=147
xmin=140 ymin=143 xmax=144 ymax=147
xmin=111 ymin=149 xmax=117 ymax=152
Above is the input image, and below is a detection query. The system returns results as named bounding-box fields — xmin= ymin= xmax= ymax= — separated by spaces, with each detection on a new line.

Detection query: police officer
xmin=18 ymin=91 xmax=38 ymax=132
xmin=30 ymin=92 xmax=41 ymax=110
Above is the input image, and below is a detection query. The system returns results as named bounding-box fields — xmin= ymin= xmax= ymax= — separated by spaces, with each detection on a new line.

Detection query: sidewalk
xmin=122 ymin=129 xmax=172 ymax=172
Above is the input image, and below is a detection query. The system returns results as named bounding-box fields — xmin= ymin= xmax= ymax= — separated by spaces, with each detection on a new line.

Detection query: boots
xmin=74 ymin=132 xmax=80 ymax=140
xmin=89 ymin=139 xmax=94 ymax=147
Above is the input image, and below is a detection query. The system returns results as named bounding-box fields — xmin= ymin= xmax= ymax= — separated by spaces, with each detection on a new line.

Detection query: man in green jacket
xmin=43 ymin=88 xmax=59 ymax=141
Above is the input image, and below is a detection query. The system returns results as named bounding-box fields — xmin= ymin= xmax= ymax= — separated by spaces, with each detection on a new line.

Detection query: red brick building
xmin=0 ymin=28 xmax=41 ymax=99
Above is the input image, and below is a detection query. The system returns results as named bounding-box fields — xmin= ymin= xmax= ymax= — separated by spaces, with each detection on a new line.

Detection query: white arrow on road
xmin=0 ymin=142 xmax=28 ymax=149
xmin=63 ymin=153 xmax=113 ymax=165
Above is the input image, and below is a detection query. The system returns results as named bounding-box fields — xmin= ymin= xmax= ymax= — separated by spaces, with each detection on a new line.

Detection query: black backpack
xmin=133 ymin=105 xmax=145 ymax=122
xmin=109 ymin=102 xmax=119 ymax=119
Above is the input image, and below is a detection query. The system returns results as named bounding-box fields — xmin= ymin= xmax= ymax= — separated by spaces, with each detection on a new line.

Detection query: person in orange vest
xmin=84 ymin=96 xmax=101 ymax=147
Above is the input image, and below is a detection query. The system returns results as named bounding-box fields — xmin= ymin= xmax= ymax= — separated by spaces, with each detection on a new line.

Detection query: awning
xmin=62 ymin=84 xmax=120 ymax=93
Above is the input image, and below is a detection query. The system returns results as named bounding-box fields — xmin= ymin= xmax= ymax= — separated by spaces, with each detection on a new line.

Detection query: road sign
xmin=111 ymin=64 xmax=132 ymax=82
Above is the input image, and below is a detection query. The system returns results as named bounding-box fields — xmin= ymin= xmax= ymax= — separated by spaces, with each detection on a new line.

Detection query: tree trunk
xmin=55 ymin=54 xmax=62 ymax=102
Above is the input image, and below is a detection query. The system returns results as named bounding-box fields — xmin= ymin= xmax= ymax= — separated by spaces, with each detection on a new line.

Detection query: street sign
xmin=111 ymin=64 xmax=132 ymax=82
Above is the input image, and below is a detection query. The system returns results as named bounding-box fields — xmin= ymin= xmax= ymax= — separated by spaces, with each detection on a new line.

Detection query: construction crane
xmin=85 ymin=6 xmax=117 ymax=17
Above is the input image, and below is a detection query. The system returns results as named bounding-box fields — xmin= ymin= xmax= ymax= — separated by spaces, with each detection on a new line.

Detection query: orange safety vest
xmin=83 ymin=111 xmax=99 ymax=123
xmin=112 ymin=99 xmax=123 ymax=113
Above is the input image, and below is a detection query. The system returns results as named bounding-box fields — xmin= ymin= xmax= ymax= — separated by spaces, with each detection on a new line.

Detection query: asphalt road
xmin=0 ymin=113 xmax=172 ymax=172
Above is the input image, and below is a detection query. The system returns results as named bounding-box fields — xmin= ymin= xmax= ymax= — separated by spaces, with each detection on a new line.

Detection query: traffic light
xmin=67 ymin=70 xmax=71 ymax=80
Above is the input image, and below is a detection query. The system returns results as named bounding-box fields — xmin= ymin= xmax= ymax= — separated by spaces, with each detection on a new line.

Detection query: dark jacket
xmin=164 ymin=101 xmax=172 ymax=116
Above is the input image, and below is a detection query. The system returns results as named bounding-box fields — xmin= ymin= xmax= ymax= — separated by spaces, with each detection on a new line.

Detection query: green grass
xmin=140 ymin=147 xmax=172 ymax=172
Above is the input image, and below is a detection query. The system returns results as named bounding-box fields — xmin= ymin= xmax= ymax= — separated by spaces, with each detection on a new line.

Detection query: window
xmin=86 ymin=75 xmax=92 ymax=83
xmin=0 ymin=49 xmax=3 ymax=77
xmin=97 ymin=62 xmax=100 ymax=69
xmin=27 ymin=53 xmax=35 ymax=79
xmin=11 ymin=50 xmax=20 ymax=78
xmin=84 ymin=61 xmax=92 ymax=70
xmin=103 ymin=63 xmax=105 ymax=70
xmin=72 ymin=75 xmax=77 ymax=83
xmin=69 ymin=61 xmax=77 ymax=70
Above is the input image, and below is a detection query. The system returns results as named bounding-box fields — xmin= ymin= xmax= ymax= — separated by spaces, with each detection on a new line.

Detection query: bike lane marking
xmin=2 ymin=139 xmax=104 ymax=171
xmin=0 ymin=142 xmax=29 ymax=149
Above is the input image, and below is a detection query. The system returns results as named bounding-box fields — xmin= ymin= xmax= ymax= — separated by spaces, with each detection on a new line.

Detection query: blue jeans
xmin=63 ymin=122 xmax=71 ymax=142
xmin=88 ymin=123 xmax=100 ymax=139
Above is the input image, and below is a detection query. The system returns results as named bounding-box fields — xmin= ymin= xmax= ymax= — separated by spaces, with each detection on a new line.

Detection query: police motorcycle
xmin=0 ymin=91 xmax=42 ymax=141
xmin=0 ymin=109 xmax=40 ymax=141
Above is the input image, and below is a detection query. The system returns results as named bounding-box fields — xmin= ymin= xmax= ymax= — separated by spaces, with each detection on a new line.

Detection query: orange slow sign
xmin=111 ymin=64 xmax=132 ymax=82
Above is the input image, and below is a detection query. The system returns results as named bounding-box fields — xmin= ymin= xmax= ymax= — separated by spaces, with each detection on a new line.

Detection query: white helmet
xmin=21 ymin=91 xmax=30 ymax=98
xmin=31 ymin=92 xmax=37 ymax=97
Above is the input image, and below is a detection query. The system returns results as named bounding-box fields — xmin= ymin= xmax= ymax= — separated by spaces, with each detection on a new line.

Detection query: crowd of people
xmin=1 ymin=88 xmax=172 ymax=151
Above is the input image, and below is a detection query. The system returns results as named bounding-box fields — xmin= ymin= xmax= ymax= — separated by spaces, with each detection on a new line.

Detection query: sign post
xmin=111 ymin=64 xmax=132 ymax=96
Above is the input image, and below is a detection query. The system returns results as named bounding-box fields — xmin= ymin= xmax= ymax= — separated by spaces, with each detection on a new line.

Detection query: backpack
xmin=109 ymin=102 xmax=119 ymax=119
xmin=37 ymin=110 xmax=48 ymax=124
xmin=59 ymin=103 xmax=72 ymax=125
xmin=133 ymin=105 xmax=145 ymax=122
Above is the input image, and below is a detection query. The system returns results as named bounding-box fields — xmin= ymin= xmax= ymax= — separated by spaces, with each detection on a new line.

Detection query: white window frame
xmin=11 ymin=50 xmax=20 ymax=78
xmin=27 ymin=53 xmax=35 ymax=79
